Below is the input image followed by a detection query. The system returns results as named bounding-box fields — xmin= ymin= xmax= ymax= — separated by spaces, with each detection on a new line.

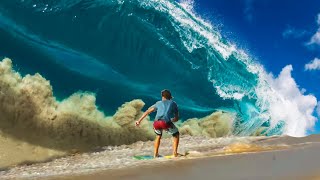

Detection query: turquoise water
xmin=0 ymin=0 xmax=285 ymax=136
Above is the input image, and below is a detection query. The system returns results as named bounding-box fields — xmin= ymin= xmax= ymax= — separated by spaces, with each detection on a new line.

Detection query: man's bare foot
xmin=173 ymin=153 xmax=184 ymax=157
xmin=154 ymin=154 xmax=160 ymax=158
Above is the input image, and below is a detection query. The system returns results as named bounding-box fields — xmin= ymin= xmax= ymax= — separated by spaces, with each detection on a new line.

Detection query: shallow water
xmin=0 ymin=135 xmax=288 ymax=179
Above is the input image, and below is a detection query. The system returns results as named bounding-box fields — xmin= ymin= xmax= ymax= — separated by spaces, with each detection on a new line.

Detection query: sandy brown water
xmin=1 ymin=135 xmax=320 ymax=180
xmin=51 ymin=142 xmax=320 ymax=180
xmin=46 ymin=135 xmax=320 ymax=180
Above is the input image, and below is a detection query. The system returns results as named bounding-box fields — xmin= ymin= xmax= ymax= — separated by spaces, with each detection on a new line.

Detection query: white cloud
xmin=265 ymin=65 xmax=318 ymax=136
xmin=308 ymin=13 xmax=320 ymax=46
xmin=309 ymin=31 xmax=320 ymax=45
xmin=282 ymin=26 xmax=308 ymax=39
xmin=244 ymin=0 xmax=254 ymax=22
xmin=317 ymin=101 xmax=320 ymax=117
xmin=305 ymin=58 xmax=320 ymax=70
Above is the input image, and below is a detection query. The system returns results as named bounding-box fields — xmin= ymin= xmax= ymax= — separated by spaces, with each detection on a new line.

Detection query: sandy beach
xmin=42 ymin=135 xmax=320 ymax=180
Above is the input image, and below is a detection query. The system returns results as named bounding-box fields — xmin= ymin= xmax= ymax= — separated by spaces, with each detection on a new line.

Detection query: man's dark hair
xmin=161 ymin=89 xmax=172 ymax=100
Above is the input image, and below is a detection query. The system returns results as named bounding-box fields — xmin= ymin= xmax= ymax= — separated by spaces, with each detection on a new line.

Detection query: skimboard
xmin=133 ymin=153 xmax=188 ymax=160
xmin=133 ymin=155 xmax=176 ymax=160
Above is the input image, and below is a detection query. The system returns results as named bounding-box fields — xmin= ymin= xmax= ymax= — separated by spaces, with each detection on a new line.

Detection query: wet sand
xmin=49 ymin=135 xmax=320 ymax=180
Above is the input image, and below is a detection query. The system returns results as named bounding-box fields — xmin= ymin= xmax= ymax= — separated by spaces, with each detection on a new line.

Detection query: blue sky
xmin=192 ymin=0 xmax=320 ymax=133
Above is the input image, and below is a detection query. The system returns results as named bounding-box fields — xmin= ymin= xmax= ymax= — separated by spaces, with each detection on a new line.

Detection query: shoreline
xmin=47 ymin=136 xmax=320 ymax=180
xmin=1 ymin=135 xmax=320 ymax=179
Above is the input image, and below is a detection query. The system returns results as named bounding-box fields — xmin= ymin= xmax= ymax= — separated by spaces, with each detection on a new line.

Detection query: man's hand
xmin=135 ymin=107 xmax=155 ymax=127
xmin=135 ymin=121 xmax=141 ymax=127
xmin=171 ymin=112 xmax=179 ymax=122
xmin=171 ymin=118 xmax=178 ymax=122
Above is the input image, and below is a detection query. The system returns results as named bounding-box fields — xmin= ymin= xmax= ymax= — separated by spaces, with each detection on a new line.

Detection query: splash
xmin=0 ymin=58 xmax=235 ymax=168
xmin=0 ymin=58 xmax=155 ymax=151
xmin=179 ymin=111 xmax=234 ymax=137
xmin=223 ymin=142 xmax=285 ymax=154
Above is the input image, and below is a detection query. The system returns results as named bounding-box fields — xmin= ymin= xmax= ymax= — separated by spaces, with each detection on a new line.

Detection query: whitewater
xmin=0 ymin=0 xmax=318 ymax=178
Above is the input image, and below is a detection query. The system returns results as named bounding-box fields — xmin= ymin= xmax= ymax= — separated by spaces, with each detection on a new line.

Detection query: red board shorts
xmin=153 ymin=120 xmax=179 ymax=136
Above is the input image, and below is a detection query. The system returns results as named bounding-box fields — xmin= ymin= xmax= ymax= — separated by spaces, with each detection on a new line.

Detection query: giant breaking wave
xmin=0 ymin=0 xmax=318 ymax=168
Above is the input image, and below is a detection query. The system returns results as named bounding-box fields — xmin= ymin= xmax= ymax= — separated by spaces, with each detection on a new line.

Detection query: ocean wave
xmin=0 ymin=0 xmax=318 ymax=139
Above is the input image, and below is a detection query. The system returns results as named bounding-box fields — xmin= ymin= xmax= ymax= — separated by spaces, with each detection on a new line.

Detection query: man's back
xmin=153 ymin=100 xmax=178 ymax=123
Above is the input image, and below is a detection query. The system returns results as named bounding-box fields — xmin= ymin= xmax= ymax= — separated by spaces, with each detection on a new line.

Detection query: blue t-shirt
xmin=151 ymin=100 xmax=178 ymax=123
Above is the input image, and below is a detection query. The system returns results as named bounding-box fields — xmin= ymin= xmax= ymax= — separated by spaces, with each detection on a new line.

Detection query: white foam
xmin=164 ymin=0 xmax=319 ymax=136
xmin=257 ymin=65 xmax=318 ymax=136
xmin=139 ymin=0 xmax=236 ymax=59
xmin=179 ymin=0 xmax=195 ymax=12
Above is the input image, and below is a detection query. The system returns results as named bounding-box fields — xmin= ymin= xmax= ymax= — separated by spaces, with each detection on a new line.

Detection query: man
xmin=135 ymin=89 xmax=180 ymax=158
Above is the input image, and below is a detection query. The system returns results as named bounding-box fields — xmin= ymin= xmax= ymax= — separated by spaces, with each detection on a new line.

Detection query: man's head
xmin=161 ymin=89 xmax=172 ymax=100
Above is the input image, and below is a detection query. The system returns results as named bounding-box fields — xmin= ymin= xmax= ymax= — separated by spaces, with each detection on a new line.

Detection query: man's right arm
xmin=135 ymin=103 xmax=157 ymax=127
xmin=171 ymin=103 xmax=179 ymax=122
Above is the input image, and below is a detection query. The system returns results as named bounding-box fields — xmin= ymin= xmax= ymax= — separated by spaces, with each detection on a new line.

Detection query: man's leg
xmin=154 ymin=135 xmax=161 ymax=157
xmin=167 ymin=123 xmax=180 ymax=157
xmin=172 ymin=133 xmax=179 ymax=157
xmin=153 ymin=121 xmax=164 ymax=158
